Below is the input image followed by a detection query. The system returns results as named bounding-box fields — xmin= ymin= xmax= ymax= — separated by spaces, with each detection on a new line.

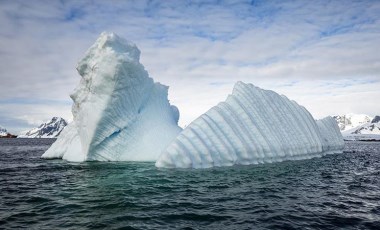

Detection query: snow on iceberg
xmin=42 ymin=32 xmax=182 ymax=162
xmin=156 ymin=82 xmax=344 ymax=168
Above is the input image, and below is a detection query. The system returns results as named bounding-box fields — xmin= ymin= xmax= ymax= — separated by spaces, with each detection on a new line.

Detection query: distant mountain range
xmin=333 ymin=114 xmax=372 ymax=131
xmin=2 ymin=114 xmax=379 ymax=140
xmin=18 ymin=117 xmax=68 ymax=138
xmin=333 ymin=114 xmax=380 ymax=141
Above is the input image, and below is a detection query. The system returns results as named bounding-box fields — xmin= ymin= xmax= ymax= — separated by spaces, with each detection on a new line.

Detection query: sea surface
xmin=0 ymin=139 xmax=379 ymax=229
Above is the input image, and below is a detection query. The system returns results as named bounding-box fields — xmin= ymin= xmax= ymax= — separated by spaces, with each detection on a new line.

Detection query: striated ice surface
xmin=42 ymin=32 xmax=181 ymax=162
xmin=156 ymin=82 xmax=344 ymax=168
xmin=42 ymin=33 xmax=344 ymax=167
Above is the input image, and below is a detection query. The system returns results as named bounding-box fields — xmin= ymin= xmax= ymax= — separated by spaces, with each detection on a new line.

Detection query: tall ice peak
xmin=42 ymin=32 xmax=181 ymax=162
xmin=76 ymin=32 xmax=141 ymax=77
xmin=95 ymin=32 xmax=140 ymax=61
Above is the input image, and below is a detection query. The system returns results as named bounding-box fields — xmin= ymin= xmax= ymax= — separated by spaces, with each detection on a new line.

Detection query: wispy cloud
xmin=0 ymin=0 xmax=379 ymax=133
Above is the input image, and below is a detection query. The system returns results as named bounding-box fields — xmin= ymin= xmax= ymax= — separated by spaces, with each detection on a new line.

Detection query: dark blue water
xmin=0 ymin=139 xmax=379 ymax=229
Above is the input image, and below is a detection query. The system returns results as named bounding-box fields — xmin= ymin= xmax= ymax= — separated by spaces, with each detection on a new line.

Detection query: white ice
xmin=42 ymin=32 xmax=182 ymax=162
xmin=42 ymin=33 xmax=344 ymax=167
xmin=156 ymin=82 xmax=344 ymax=168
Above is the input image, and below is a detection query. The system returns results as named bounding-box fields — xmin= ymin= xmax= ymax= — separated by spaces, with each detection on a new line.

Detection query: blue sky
xmin=0 ymin=0 xmax=379 ymax=133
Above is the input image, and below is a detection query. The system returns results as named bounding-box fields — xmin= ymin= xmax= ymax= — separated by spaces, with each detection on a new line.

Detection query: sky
xmin=0 ymin=0 xmax=379 ymax=134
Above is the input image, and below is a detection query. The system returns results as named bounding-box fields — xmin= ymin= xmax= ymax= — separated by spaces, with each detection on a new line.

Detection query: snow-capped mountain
xmin=341 ymin=115 xmax=380 ymax=141
xmin=0 ymin=125 xmax=8 ymax=137
xmin=18 ymin=117 xmax=68 ymax=138
xmin=333 ymin=114 xmax=372 ymax=131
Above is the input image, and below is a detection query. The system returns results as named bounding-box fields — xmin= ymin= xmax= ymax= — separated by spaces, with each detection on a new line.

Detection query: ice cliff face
xmin=156 ymin=82 xmax=344 ymax=168
xmin=18 ymin=117 xmax=67 ymax=138
xmin=42 ymin=32 xmax=182 ymax=161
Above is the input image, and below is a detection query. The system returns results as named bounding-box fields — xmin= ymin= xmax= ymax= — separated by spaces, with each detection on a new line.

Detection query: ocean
xmin=0 ymin=138 xmax=379 ymax=229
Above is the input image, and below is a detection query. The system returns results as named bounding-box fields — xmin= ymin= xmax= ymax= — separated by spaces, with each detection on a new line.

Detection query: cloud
xmin=0 ymin=0 xmax=379 ymax=133
xmin=0 ymin=102 xmax=72 ymax=133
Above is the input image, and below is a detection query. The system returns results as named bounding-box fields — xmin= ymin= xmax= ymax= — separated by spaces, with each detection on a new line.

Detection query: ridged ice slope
xmin=42 ymin=32 xmax=181 ymax=162
xmin=156 ymin=82 xmax=344 ymax=168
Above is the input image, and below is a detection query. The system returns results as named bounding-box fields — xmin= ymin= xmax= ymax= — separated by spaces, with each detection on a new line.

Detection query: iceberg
xmin=42 ymin=32 xmax=182 ymax=162
xmin=156 ymin=82 xmax=344 ymax=168
xmin=42 ymin=33 xmax=344 ymax=167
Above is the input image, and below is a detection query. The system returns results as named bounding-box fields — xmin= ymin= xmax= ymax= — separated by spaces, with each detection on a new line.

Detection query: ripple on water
xmin=0 ymin=140 xmax=380 ymax=229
